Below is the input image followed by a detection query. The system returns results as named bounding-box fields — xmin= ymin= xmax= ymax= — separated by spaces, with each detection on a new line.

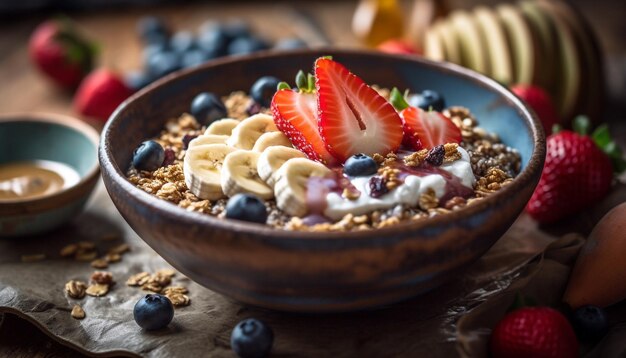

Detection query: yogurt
xmin=323 ymin=148 xmax=475 ymax=220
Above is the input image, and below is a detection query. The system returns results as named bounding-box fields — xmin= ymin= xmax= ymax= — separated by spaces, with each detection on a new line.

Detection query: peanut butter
xmin=0 ymin=160 xmax=80 ymax=201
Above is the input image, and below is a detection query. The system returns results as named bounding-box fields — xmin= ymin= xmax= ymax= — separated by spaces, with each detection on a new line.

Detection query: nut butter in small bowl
xmin=0 ymin=113 xmax=99 ymax=237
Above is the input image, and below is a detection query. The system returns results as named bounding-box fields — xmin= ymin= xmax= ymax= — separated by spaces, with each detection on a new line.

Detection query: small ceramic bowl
xmin=100 ymin=49 xmax=545 ymax=312
xmin=0 ymin=113 xmax=100 ymax=237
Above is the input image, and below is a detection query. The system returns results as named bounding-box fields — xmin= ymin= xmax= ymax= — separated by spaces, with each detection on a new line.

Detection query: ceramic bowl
xmin=100 ymin=49 xmax=545 ymax=312
xmin=0 ymin=113 xmax=100 ymax=237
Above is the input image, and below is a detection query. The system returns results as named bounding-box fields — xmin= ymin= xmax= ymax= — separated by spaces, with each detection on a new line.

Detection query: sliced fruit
xmin=205 ymin=118 xmax=240 ymax=136
xmin=226 ymin=114 xmax=278 ymax=150
xmin=423 ymin=25 xmax=446 ymax=62
xmin=257 ymin=146 xmax=306 ymax=187
xmin=251 ymin=131 xmax=292 ymax=152
xmin=187 ymin=134 xmax=229 ymax=148
xmin=534 ymin=0 xmax=583 ymax=121
xmin=271 ymin=89 xmax=337 ymax=165
xmin=315 ymin=58 xmax=404 ymax=162
xmin=518 ymin=0 xmax=559 ymax=94
xmin=221 ymin=150 xmax=273 ymax=199
xmin=183 ymin=143 xmax=236 ymax=200
xmin=496 ymin=4 xmax=539 ymax=85
xmin=473 ymin=6 xmax=514 ymax=85
xmin=434 ymin=19 xmax=461 ymax=65
xmin=274 ymin=157 xmax=333 ymax=217
xmin=449 ymin=10 xmax=490 ymax=74
xmin=400 ymin=107 xmax=461 ymax=150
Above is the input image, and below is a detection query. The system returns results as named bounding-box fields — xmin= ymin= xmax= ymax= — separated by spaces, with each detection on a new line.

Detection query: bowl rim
xmin=0 ymin=112 xmax=100 ymax=207
xmin=100 ymin=48 xmax=546 ymax=241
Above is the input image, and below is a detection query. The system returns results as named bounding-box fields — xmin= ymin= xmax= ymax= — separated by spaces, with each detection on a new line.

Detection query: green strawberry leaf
xmin=295 ymin=70 xmax=307 ymax=91
xmin=390 ymin=87 xmax=409 ymax=111
xmin=573 ymin=115 xmax=590 ymax=136
xmin=552 ymin=124 xmax=562 ymax=135
xmin=277 ymin=81 xmax=291 ymax=91
xmin=507 ymin=292 xmax=537 ymax=312
xmin=307 ymin=73 xmax=315 ymax=92
xmin=592 ymin=124 xmax=626 ymax=174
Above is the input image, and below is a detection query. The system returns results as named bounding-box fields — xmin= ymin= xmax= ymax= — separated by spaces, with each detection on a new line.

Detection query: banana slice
xmin=252 ymin=131 xmax=293 ymax=152
xmin=221 ymin=150 xmax=274 ymax=199
xmin=274 ymin=158 xmax=333 ymax=217
xmin=205 ymin=118 xmax=240 ymax=136
xmin=188 ymin=134 xmax=229 ymax=148
xmin=227 ymin=114 xmax=278 ymax=150
xmin=184 ymin=144 xmax=236 ymax=200
xmin=257 ymin=146 xmax=307 ymax=187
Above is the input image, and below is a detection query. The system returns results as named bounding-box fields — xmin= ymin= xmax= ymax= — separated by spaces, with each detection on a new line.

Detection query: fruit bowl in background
xmin=99 ymin=49 xmax=545 ymax=312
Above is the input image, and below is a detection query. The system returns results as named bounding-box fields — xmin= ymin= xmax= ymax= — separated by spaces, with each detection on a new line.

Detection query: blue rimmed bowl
xmin=99 ymin=49 xmax=545 ymax=312
xmin=0 ymin=113 xmax=100 ymax=237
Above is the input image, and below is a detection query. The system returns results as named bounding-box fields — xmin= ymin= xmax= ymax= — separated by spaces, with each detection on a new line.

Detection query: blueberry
xmin=181 ymin=49 xmax=211 ymax=68
xmin=132 ymin=140 xmax=165 ymax=171
xmin=190 ymin=92 xmax=227 ymax=125
xmin=230 ymin=318 xmax=273 ymax=358
xmin=274 ymin=38 xmax=308 ymax=50
xmin=133 ymin=294 xmax=174 ymax=330
xmin=170 ymin=31 xmax=197 ymax=54
xmin=137 ymin=16 xmax=169 ymax=43
xmin=146 ymin=51 xmax=181 ymax=79
xmin=571 ymin=305 xmax=609 ymax=343
xmin=197 ymin=28 xmax=229 ymax=57
xmin=227 ymin=36 xmax=270 ymax=56
xmin=222 ymin=20 xmax=252 ymax=41
xmin=409 ymin=90 xmax=446 ymax=112
xmin=250 ymin=76 xmax=281 ymax=108
xmin=142 ymin=42 xmax=169 ymax=65
xmin=124 ymin=70 xmax=152 ymax=92
xmin=343 ymin=154 xmax=378 ymax=177
xmin=225 ymin=194 xmax=267 ymax=224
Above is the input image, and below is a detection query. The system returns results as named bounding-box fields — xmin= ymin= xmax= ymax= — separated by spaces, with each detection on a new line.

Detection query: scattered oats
xmin=90 ymin=259 xmax=108 ymax=269
xmin=166 ymin=293 xmax=190 ymax=307
xmin=104 ymin=253 xmax=121 ymax=263
xmin=85 ymin=283 xmax=109 ymax=297
xmin=60 ymin=244 xmax=79 ymax=257
xmin=75 ymin=251 xmax=98 ymax=262
xmin=141 ymin=282 xmax=163 ymax=293
xmin=90 ymin=271 xmax=113 ymax=285
xmin=77 ymin=241 xmax=96 ymax=250
xmin=108 ymin=243 xmax=130 ymax=255
xmin=71 ymin=305 xmax=85 ymax=320
xmin=156 ymin=268 xmax=176 ymax=278
xmin=65 ymin=280 xmax=87 ymax=299
xmin=149 ymin=272 xmax=172 ymax=287
xmin=20 ymin=254 xmax=46 ymax=263
xmin=126 ymin=272 xmax=150 ymax=286
xmin=163 ymin=286 xmax=188 ymax=295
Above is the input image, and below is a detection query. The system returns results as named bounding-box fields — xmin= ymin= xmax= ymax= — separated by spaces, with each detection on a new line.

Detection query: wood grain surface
xmin=0 ymin=0 xmax=623 ymax=357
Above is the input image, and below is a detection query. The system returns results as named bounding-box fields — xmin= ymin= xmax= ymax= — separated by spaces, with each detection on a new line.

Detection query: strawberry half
xmin=315 ymin=58 xmax=404 ymax=162
xmin=271 ymin=89 xmax=337 ymax=165
xmin=400 ymin=107 xmax=461 ymax=150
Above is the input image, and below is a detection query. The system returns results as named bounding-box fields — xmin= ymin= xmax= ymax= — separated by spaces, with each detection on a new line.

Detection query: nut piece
xmin=85 ymin=283 xmax=109 ymax=297
xmin=163 ymin=286 xmax=188 ymax=295
xmin=104 ymin=253 xmax=121 ymax=263
xmin=20 ymin=254 xmax=46 ymax=263
xmin=108 ymin=243 xmax=130 ymax=255
xmin=166 ymin=293 xmax=190 ymax=307
xmin=149 ymin=272 xmax=172 ymax=287
xmin=91 ymin=271 xmax=114 ymax=285
xmin=75 ymin=251 xmax=98 ymax=262
xmin=71 ymin=305 xmax=86 ymax=320
xmin=65 ymin=280 xmax=87 ymax=299
xmin=60 ymin=244 xmax=79 ymax=257
xmin=141 ymin=282 xmax=163 ymax=293
xmin=156 ymin=268 xmax=176 ymax=278
xmin=91 ymin=259 xmax=109 ymax=269
xmin=77 ymin=241 xmax=96 ymax=250
xmin=126 ymin=272 xmax=150 ymax=286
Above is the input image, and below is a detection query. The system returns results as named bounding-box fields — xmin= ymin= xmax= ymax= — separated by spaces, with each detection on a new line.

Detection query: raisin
xmin=425 ymin=145 xmax=445 ymax=166
xmin=162 ymin=148 xmax=176 ymax=166
xmin=182 ymin=134 xmax=197 ymax=150
xmin=369 ymin=176 xmax=389 ymax=198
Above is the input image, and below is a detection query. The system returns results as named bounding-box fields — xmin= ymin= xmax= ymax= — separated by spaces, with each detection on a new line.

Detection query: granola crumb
xmin=71 ymin=305 xmax=86 ymax=320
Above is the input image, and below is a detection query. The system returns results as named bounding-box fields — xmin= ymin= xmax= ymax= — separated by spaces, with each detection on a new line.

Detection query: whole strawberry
xmin=526 ymin=117 xmax=615 ymax=223
xmin=74 ymin=69 xmax=133 ymax=122
xmin=491 ymin=307 xmax=578 ymax=358
xmin=511 ymin=85 xmax=560 ymax=132
xmin=29 ymin=19 xmax=97 ymax=89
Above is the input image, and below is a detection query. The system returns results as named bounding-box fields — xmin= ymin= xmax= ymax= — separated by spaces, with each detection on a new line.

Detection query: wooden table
xmin=0 ymin=1 xmax=623 ymax=356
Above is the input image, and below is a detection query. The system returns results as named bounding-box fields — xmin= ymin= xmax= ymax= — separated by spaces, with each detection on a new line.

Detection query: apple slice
xmin=534 ymin=1 xmax=583 ymax=121
xmin=449 ymin=10 xmax=490 ymax=75
xmin=496 ymin=4 xmax=539 ymax=85
xmin=473 ymin=6 xmax=514 ymax=85
xmin=434 ymin=19 xmax=461 ymax=65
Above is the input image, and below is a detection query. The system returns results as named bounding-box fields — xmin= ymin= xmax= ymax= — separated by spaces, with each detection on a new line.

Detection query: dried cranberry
xmin=425 ymin=145 xmax=445 ymax=166
xmin=246 ymin=100 xmax=262 ymax=116
xmin=182 ymin=134 xmax=197 ymax=150
xmin=369 ymin=176 xmax=389 ymax=198
xmin=162 ymin=148 xmax=176 ymax=166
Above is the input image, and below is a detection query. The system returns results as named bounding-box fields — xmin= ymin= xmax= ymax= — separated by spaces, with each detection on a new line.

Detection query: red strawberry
xmin=491 ymin=307 xmax=578 ymax=358
xmin=526 ymin=129 xmax=613 ymax=223
xmin=377 ymin=39 xmax=419 ymax=55
xmin=74 ymin=69 xmax=133 ymax=122
xmin=271 ymin=89 xmax=337 ymax=165
xmin=29 ymin=19 xmax=96 ymax=89
xmin=511 ymin=85 xmax=560 ymax=132
xmin=400 ymin=107 xmax=461 ymax=150
xmin=315 ymin=58 xmax=404 ymax=162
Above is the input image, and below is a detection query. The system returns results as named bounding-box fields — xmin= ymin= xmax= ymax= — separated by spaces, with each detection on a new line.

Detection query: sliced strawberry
xmin=400 ymin=107 xmax=462 ymax=150
xmin=271 ymin=89 xmax=338 ymax=165
xmin=315 ymin=58 xmax=404 ymax=162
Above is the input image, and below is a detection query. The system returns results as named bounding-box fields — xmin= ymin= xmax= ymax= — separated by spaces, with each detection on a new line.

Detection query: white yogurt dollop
xmin=323 ymin=147 xmax=475 ymax=220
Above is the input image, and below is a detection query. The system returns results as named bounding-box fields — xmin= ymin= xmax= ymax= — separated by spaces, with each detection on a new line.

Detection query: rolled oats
xmin=163 ymin=286 xmax=188 ymax=295
xmin=90 ymin=259 xmax=108 ymax=269
xmin=126 ymin=272 xmax=150 ymax=286
xmin=65 ymin=280 xmax=87 ymax=299
xmin=156 ymin=268 xmax=176 ymax=278
xmin=85 ymin=283 xmax=109 ymax=297
xmin=141 ymin=282 xmax=163 ymax=293
xmin=108 ymin=243 xmax=130 ymax=255
xmin=75 ymin=251 xmax=98 ymax=262
xmin=104 ymin=253 xmax=121 ymax=263
xmin=60 ymin=244 xmax=79 ymax=257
